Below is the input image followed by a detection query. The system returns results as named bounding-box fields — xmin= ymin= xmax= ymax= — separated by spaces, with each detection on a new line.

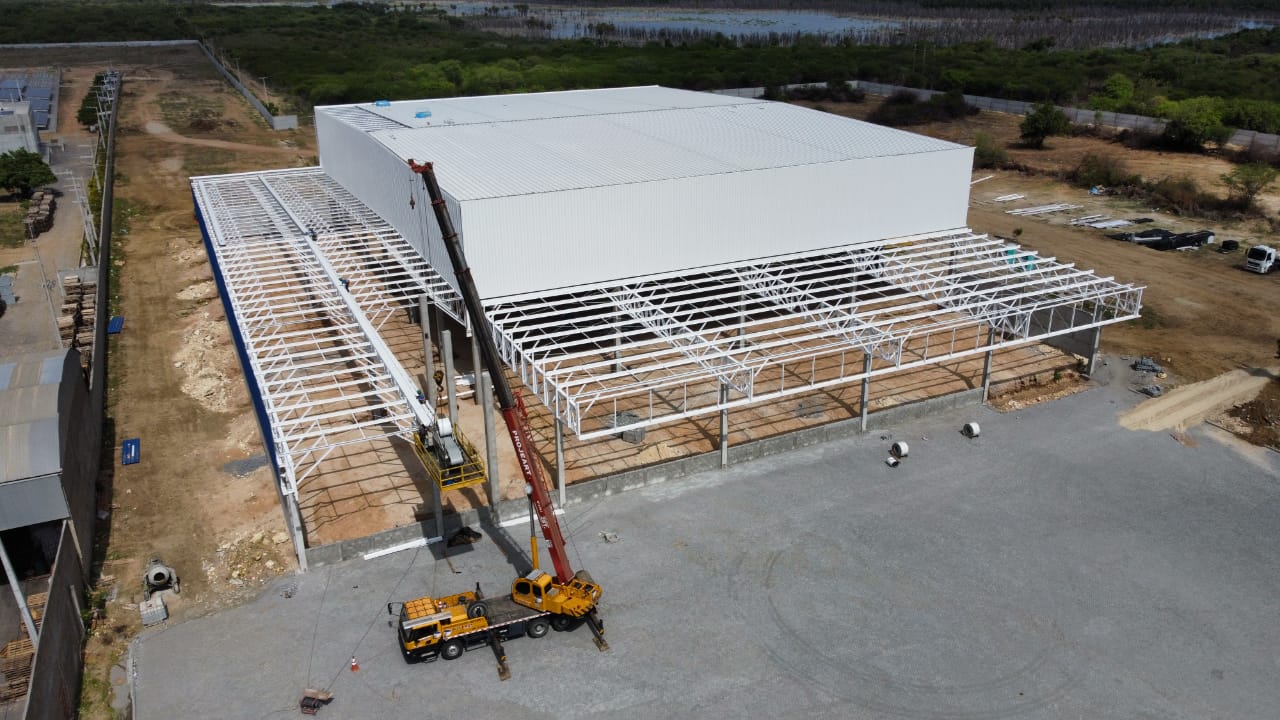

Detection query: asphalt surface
xmin=133 ymin=362 xmax=1280 ymax=720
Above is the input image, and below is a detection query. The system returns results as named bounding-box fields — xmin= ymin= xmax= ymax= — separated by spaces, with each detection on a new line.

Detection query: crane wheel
xmin=550 ymin=615 xmax=577 ymax=632
xmin=440 ymin=640 xmax=464 ymax=661
xmin=468 ymin=600 xmax=488 ymax=618
xmin=527 ymin=619 xmax=549 ymax=639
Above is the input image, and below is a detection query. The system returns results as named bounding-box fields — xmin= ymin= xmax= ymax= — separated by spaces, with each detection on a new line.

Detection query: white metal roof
xmin=0 ymin=350 xmax=70 ymax=483
xmin=319 ymin=86 xmax=964 ymax=201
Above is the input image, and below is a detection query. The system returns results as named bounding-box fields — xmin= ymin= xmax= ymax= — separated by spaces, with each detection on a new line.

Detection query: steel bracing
xmin=195 ymin=167 xmax=1143 ymax=532
xmin=191 ymin=168 xmax=462 ymax=529
xmin=486 ymin=228 xmax=1143 ymax=440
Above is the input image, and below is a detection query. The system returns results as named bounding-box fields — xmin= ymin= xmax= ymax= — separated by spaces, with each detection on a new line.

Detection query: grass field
xmin=0 ymin=204 xmax=25 ymax=248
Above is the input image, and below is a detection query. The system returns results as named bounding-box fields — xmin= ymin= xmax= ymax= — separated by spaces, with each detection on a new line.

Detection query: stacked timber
xmin=60 ymin=276 xmax=99 ymax=366
xmin=23 ymin=189 xmax=56 ymax=240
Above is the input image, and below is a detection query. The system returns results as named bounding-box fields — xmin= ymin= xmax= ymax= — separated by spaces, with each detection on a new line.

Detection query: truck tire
xmin=526 ymin=619 xmax=549 ymax=639
xmin=440 ymin=640 xmax=464 ymax=661
xmin=467 ymin=600 xmax=488 ymax=618
xmin=551 ymin=615 xmax=576 ymax=632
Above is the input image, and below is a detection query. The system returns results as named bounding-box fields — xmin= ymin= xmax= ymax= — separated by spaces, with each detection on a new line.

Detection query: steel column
xmin=1 ymin=534 xmax=39 ymax=647
xmin=719 ymin=383 xmax=729 ymax=468
xmin=859 ymin=353 xmax=872 ymax=432
xmin=982 ymin=326 xmax=997 ymax=403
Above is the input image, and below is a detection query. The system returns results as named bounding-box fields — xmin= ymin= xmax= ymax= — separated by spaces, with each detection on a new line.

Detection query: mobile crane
xmin=388 ymin=161 xmax=606 ymax=673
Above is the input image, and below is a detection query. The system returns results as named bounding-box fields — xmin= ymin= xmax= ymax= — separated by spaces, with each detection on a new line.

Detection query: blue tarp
xmin=107 ymin=316 xmax=124 ymax=334
xmin=122 ymin=438 xmax=140 ymax=465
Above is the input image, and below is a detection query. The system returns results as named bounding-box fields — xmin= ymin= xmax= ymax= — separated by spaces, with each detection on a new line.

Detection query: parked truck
xmin=389 ymin=583 xmax=554 ymax=664
xmin=1245 ymin=245 xmax=1277 ymax=274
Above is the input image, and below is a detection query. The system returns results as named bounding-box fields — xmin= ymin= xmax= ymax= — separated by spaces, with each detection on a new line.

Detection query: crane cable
xmin=320 ymin=545 xmax=425 ymax=693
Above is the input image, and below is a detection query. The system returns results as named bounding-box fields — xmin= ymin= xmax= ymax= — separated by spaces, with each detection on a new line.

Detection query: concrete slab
xmin=133 ymin=365 xmax=1280 ymax=720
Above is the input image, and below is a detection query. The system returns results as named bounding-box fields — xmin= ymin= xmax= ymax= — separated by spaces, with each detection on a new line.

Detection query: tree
xmin=1159 ymin=97 xmax=1232 ymax=151
xmin=1220 ymin=163 xmax=1279 ymax=209
xmin=0 ymin=149 xmax=56 ymax=198
xmin=1019 ymin=102 xmax=1070 ymax=149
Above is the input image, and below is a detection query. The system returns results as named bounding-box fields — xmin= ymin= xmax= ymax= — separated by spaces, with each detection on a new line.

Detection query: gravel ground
xmin=132 ymin=360 xmax=1280 ymax=720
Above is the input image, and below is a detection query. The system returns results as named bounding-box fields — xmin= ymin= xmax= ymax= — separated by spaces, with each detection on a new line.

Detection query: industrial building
xmin=0 ymin=102 xmax=40 ymax=156
xmin=191 ymin=86 xmax=1143 ymax=568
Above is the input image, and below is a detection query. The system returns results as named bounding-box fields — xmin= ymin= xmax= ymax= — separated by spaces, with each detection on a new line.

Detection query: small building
xmin=0 ymin=102 xmax=40 ymax=155
xmin=0 ymin=348 xmax=97 ymax=720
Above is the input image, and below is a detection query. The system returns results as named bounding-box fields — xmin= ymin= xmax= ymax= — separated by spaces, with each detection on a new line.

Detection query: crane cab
xmin=511 ymin=569 xmax=601 ymax=618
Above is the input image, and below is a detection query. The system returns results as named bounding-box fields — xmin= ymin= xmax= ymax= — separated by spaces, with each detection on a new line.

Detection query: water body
xmin=435 ymin=2 xmax=900 ymax=40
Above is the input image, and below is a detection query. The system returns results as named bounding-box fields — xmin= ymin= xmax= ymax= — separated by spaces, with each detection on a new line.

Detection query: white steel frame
xmin=486 ymin=228 xmax=1143 ymax=440
xmin=191 ymin=168 xmax=462 ymax=561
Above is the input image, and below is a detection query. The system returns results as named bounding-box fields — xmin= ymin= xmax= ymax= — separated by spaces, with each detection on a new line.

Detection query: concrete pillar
xmin=283 ymin=491 xmax=308 ymax=572
xmin=442 ymin=329 xmax=458 ymax=426
xmin=555 ymin=393 xmax=566 ymax=508
xmin=1082 ymin=326 xmax=1102 ymax=378
xmin=0 ymin=535 xmax=39 ymax=647
xmin=859 ymin=353 xmax=873 ymax=433
xmin=718 ymin=383 xmax=729 ymax=468
xmin=981 ymin=326 xmax=997 ymax=404
xmin=481 ymin=372 xmax=500 ymax=524
xmin=419 ymin=295 xmax=436 ymax=411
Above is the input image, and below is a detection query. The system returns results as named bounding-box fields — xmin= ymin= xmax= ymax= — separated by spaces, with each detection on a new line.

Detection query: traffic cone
xmin=350 ymin=656 xmax=359 ymax=672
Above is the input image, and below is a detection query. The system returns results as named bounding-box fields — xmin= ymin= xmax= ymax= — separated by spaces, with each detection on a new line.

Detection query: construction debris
xmin=446 ymin=526 xmax=483 ymax=547
xmin=59 ymin=274 xmax=99 ymax=369
xmin=300 ymin=688 xmax=334 ymax=715
xmin=1006 ymin=203 xmax=1082 ymax=216
xmin=1132 ymin=357 xmax=1164 ymax=374
xmin=1139 ymin=385 xmax=1164 ymax=398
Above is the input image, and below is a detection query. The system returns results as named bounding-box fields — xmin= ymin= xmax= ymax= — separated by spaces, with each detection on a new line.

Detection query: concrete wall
xmin=305 ymin=387 xmax=984 ymax=567
xmin=22 ymin=521 xmax=85 ymax=720
xmin=54 ymin=349 xmax=95 ymax=573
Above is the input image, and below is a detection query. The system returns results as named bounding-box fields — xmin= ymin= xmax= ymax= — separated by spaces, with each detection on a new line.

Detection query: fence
xmin=717 ymin=80 xmax=1280 ymax=155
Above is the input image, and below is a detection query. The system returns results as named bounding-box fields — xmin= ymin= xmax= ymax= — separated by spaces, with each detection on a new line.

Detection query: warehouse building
xmin=0 ymin=102 xmax=40 ymax=155
xmin=191 ymin=87 xmax=1142 ymax=567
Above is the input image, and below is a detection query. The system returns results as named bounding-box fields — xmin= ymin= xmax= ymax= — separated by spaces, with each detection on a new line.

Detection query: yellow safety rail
xmin=414 ymin=424 xmax=488 ymax=491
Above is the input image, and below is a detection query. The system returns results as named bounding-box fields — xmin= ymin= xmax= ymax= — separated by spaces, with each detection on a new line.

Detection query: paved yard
xmin=133 ymin=363 xmax=1280 ymax=720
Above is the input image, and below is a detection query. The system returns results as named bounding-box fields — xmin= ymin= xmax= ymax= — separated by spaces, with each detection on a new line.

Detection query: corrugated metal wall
xmin=464 ymin=148 xmax=974 ymax=298
xmin=320 ymin=107 xmax=973 ymax=300
xmin=317 ymin=111 xmax=467 ymax=300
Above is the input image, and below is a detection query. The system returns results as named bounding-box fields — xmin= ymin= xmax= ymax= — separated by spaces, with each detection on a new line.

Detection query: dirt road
xmin=1120 ymin=366 xmax=1280 ymax=432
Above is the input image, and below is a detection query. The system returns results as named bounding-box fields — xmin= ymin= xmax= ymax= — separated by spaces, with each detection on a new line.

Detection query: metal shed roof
xmin=321 ymin=86 xmax=964 ymax=201
xmin=0 ymin=351 xmax=69 ymax=483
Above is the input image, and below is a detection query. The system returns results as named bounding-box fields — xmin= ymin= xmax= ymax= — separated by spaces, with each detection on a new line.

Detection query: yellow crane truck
xmin=388 ymin=161 xmax=607 ymax=679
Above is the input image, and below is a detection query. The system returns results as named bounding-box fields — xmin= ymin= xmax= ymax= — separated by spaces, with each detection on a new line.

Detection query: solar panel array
xmin=0 ymin=70 xmax=58 ymax=130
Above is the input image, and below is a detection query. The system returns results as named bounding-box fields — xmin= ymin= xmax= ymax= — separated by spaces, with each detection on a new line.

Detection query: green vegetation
xmin=0 ymin=149 xmax=57 ymax=197
xmin=1019 ymin=102 xmax=1071 ymax=148
xmin=0 ymin=209 xmax=21 ymax=248
xmin=77 ymin=72 xmax=107 ymax=128
xmin=867 ymin=88 xmax=975 ymax=126
xmin=1 ymin=2 xmax=1280 ymax=125
xmin=972 ymin=131 xmax=1008 ymax=169
xmin=1221 ymin=162 xmax=1280 ymax=208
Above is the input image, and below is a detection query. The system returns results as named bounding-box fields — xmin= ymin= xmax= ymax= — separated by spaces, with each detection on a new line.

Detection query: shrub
xmin=1019 ymin=102 xmax=1070 ymax=149
xmin=972 ymin=132 xmax=1008 ymax=169
xmin=1071 ymin=152 xmax=1141 ymax=190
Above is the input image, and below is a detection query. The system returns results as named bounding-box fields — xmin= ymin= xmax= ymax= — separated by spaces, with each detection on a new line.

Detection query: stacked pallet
xmin=0 ymin=637 xmax=34 ymax=702
xmin=23 ymin=189 xmax=56 ymax=240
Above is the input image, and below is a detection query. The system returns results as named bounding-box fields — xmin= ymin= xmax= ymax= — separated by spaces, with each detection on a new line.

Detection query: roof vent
xmin=415 ymin=110 xmax=432 ymax=119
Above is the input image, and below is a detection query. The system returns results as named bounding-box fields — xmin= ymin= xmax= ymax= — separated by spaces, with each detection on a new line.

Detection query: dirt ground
xmin=0 ymin=45 xmax=314 ymax=719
